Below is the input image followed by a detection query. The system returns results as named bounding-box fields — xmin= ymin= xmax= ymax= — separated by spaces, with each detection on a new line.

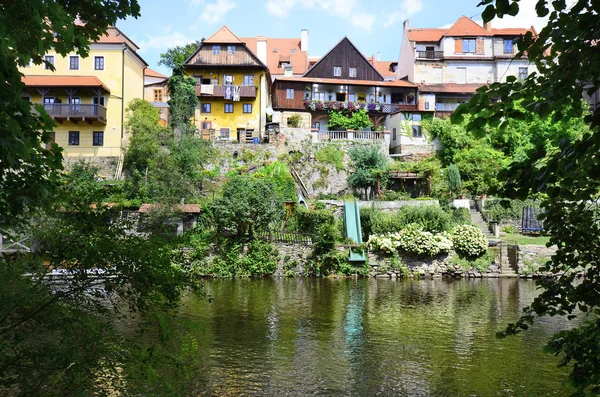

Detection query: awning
xmin=21 ymin=75 xmax=111 ymax=93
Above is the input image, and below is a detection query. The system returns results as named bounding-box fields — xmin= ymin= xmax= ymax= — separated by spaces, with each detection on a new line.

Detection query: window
xmin=224 ymin=103 xmax=233 ymax=113
xmin=220 ymin=128 xmax=230 ymax=139
xmin=412 ymin=125 xmax=423 ymax=138
xmin=212 ymin=45 xmax=221 ymax=54
xmin=201 ymin=121 xmax=212 ymax=130
xmin=333 ymin=66 xmax=341 ymax=77
xmin=154 ymin=89 xmax=163 ymax=102
xmin=68 ymin=97 xmax=81 ymax=111
xmin=224 ymin=74 xmax=233 ymax=85
xmin=425 ymin=102 xmax=430 ymax=110
xmin=391 ymin=92 xmax=404 ymax=103
xmin=273 ymin=48 xmax=278 ymax=53
xmin=201 ymin=103 xmax=211 ymax=113
xmin=243 ymin=103 xmax=252 ymax=113
xmin=291 ymin=48 xmax=296 ymax=54
xmin=94 ymin=56 xmax=104 ymax=70
xmin=518 ymin=67 xmax=528 ymax=79
xmin=69 ymin=56 xmax=79 ymax=70
xmin=68 ymin=131 xmax=80 ymax=145
xmin=44 ymin=55 xmax=54 ymax=69
xmin=227 ymin=45 xmax=236 ymax=54
xmin=349 ymin=67 xmax=357 ymax=78
xmin=93 ymin=131 xmax=104 ymax=146
xmin=412 ymin=114 xmax=422 ymax=122
xmin=393 ymin=128 xmax=397 ymax=141
xmin=462 ymin=38 xmax=476 ymax=53
xmin=243 ymin=75 xmax=254 ymax=86
xmin=313 ymin=122 xmax=320 ymax=129
xmin=348 ymin=93 xmax=356 ymax=102
xmin=93 ymin=96 xmax=106 ymax=107
xmin=286 ymin=88 xmax=294 ymax=99
xmin=313 ymin=92 xmax=325 ymax=101
xmin=503 ymin=39 xmax=514 ymax=54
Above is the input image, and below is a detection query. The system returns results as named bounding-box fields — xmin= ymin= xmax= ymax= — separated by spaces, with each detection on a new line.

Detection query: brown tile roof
xmin=145 ymin=68 xmax=167 ymax=78
xmin=243 ymin=37 xmax=308 ymax=75
xmin=138 ymin=203 xmax=201 ymax=214
xmin=21 ymin=75 xmax=111 ymax=93
xmin=492 ymin=27 xmax=534 ymax=36
xmin=276 ymin=76 xmax=415 ymax=88
xmin=445 ymin=16 xmax=492 ymax=37
xmin=418 ymin=83 xmax=486 ymax=94
xmin=367 ymin=57 xmax=397 ymax=78
xmin=204 ymin=26 xmax=243 ymax=44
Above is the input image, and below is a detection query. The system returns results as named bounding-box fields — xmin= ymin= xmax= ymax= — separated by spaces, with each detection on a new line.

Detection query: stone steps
xmin=469 ymin=209 xmax=494 ymax=238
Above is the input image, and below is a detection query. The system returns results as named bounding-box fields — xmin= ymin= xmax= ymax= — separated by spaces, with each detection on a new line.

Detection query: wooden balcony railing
xmin=416 ymin=51 xmax=444 ymax=59
xmin=38 ymin=104 xmax=107 ymax=124
xmin=195 ymin=84 xmax=257 ymax=98
xmin=379 ymin=103 xmax=418 ymax=113
xmin=317 ymin=130 xmax=385 ymax=141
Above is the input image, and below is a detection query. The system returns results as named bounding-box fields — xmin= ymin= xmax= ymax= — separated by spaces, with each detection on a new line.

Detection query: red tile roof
xmin=276 ymin=76 xmax=415 ymax=88
xmin=418 ymin=83 xmax=486 ymax=94
xmin=21 ymin=75 xmax=110 ymax=93
xmin=243 ymin=37 xmax=308 ymax=76
xmin=204 ymin=26 xmax=243 ymax=44
xmin=145 ymin=68 xmax=167 ymax=78
xmin=367 ymin=57 xmax=397 ymax=78
xmin=406 ymin=16 xmax=534 ymax=43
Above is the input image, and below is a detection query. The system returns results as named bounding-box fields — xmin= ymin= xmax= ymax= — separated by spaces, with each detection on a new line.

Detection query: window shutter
xmin=476 ymin=38 xmax=485 ymax=54
xmin=454 ymin=39 xmax=462 ymax=54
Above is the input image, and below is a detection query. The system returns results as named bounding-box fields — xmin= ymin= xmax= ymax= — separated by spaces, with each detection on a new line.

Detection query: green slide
xmin=343 ymin=199 xmax=366 ymax=262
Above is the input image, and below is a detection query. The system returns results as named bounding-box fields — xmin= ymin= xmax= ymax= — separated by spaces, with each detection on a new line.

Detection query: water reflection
xmin=180 ymin=278 xmax=571 ymax=396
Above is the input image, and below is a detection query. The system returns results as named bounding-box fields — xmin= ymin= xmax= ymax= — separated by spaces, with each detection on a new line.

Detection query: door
xmin=68 ymin=97 xmax=81 ymax=113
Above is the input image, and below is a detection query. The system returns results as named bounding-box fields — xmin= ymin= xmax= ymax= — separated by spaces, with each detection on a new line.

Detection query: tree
xmin=446 ymin=164 xmax=462 ymax=198
xmin=158 ymin=40 xmax=203 ymax=70
xmin=347 ymin=145 xmax=388 ymax=199
xmin=168 ymin=66 xmax=199 ymax=137
xmin=0 ymin=0 xmax=140 ymax=222
xmin=454 ymin=1 xmax=600 ymax=393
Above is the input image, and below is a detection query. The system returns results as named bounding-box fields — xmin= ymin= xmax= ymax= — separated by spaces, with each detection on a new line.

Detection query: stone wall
xmin=516 ymin=244 xmax=557 ymax=277
xmin=63 ymin=156 xmax=119 ymax=178
xmin=272 ymin=242 xmax=313 ymax=277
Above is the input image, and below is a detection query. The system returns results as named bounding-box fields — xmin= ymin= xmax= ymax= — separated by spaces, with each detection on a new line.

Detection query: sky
xmin=116 ymin=0 xmax=549 ymax=76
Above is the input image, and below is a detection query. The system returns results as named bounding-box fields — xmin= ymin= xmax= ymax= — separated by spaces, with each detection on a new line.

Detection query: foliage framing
xmin=457 ymin=1 xmax=600 ymax=394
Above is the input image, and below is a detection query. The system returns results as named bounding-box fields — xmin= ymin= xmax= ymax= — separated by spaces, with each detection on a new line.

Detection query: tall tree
xmin=0 ymin=0 xmax=140 ymax=222
xmin=158 ymin=40 xmax=203 ymax=70
xmin=168 ymin=66 xmax=199 ymax=137
xmin=455 ymin=1 xmax=600 ymax=393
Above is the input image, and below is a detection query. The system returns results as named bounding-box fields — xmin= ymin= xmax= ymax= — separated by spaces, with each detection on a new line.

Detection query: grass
xmin=502 ymin=233 xmax=551 ymax=246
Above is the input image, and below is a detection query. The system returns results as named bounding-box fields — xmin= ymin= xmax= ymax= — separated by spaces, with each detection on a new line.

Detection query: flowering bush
xmin=368 ymin=224 xmax=453 ymax=257
xmin=304 ymin=100 xmax=383 ymax=113
xmin=451 ymin=224 xmax=488 ymax=257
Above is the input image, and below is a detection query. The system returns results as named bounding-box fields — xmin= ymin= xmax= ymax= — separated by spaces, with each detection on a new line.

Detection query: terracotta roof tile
xmin=418 ymin=83 xmax=486 ymax=94
xmin=138 ymin=203 xmax=201 ymax=213
xmin=492 ymin=28 xmax=533 ymax=36
xmin=204 ymin=26 xmax=243 ymax=44
xmin=407 ymin=29 xmax=447 ymax=42
xmin=243 ymin=37 xmax=308 ymax=75
xmin=370 ymin=59 xmax=397 ymax=77
xmin=145 ymin=68 xmax=167 ymax=78
xmin=446 ymin=16 xmax=492 ymax=37
xmin=21 ymin=75 xmax=111 ymax=93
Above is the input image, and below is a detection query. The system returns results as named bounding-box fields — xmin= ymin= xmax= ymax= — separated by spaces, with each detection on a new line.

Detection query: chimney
xmin=377 ymin=52 xmax=381 ymax=61
xmin=257 ymin=36 xmax=267 ymax=65
xmin=403 ymin=19 xmax=410 ymax=31
xmin=301 ymin=29 xmax=309 ymax=52
xmin=483 ymin=20 xmax=492 ymax=31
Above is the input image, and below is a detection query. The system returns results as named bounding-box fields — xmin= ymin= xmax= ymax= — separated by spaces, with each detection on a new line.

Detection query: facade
xmin=20 ymin=26 xmax=147 ymax=159
xmin=144 ymin=68 xmax=170 ymax=126
xmin=272 ymin=37 xmax=417 ymax=130
xmin=243 ymin=30 xmax=309 ymax=80
xmin=184 ymin=26 xmax=268 ymax=142
xmin=398 ymin=16 xmax=536 ymax=114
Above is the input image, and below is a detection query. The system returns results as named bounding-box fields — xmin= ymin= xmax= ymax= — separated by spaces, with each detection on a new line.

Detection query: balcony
xmin=195 ymin=84 xmax=257 ymax=99
xmin=416 ymin=51 xmax=444 ymax=60
xmin=38 ymin=104 xmax=107 ymax=124
xmin=304 ymin=100 xmax=417 ymax=114
xmin=435 ymin=103 xmax=462 ymax=112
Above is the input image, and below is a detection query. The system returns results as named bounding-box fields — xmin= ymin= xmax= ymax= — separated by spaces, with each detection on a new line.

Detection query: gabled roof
xmin=243 ymin=37 xmax=308 ymax=75
xmin=22 ymin=75 xmax=111 ymax=93
xmin=276 ymin=76 xmax=415 ymax=88
xmin=303 ymin=37 xmax=384 ymax=80
xmin=145 ymin=68 xmax=167 ymax=79
xmin=203 ymin=26 xmax=243 ymax=44
xmin=406 ymin=29 xmax=447 ymax=42
xmin=445 ymin=16 xmax=492 ymax=37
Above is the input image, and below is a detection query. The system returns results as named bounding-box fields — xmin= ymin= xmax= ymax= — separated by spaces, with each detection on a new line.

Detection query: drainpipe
xmin=121 ymin=44 xmax=126 ymax=141
xmin=259 ymin=73 xmax=263 ymax=141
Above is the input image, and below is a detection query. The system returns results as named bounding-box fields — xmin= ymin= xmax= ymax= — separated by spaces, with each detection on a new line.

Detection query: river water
xmin=176 ymin=278 xmax=572 ymax=396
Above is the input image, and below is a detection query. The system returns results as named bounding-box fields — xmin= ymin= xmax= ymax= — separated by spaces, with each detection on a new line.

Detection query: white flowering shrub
xmin=451 ymin=224 xmax=488 ymax=257
xmin=368 ymin=225 xmax=453 ymax=257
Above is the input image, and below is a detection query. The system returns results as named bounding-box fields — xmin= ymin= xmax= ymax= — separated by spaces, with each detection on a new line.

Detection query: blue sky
xmin=116 ymin=0 xmax=547 ymax=75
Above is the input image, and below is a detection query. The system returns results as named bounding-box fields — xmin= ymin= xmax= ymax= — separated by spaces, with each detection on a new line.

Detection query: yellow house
xmin=184 ymin=26 xmax=269 ymax=142
xmin=19 ymin=26 xmax=147 ymax=173
xmin=144 ymin=68 xmax=170 ymax=127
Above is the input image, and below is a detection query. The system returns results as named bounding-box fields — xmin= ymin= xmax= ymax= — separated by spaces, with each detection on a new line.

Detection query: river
xmin=173 ymin=278 xmax=572 ymax=396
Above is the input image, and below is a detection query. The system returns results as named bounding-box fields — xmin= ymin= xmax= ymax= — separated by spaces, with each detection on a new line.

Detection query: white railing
xmin=318 ymin=130 xmax=348 ymax=140
xmin=316 ymin=130 xmax=385 ymax=141
xmin=353 ymin=131 xmax=385 ymax=140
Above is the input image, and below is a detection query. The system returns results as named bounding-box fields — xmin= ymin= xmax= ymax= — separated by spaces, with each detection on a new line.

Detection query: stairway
xmin=469 ymin=202 xmax=494 ymax=239
xmin=245 ymin=129 xmax=254 ymax=143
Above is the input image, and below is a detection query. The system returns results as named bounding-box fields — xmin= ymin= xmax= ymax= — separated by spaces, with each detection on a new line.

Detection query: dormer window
xmin=290 ymin=48 xmax=296 ymax=54
xmin=462 ymin=38 xmax=476 ymax=53
xmin=349 ymin=67 xmax=357 ymax=78
xmin=227 ymin=45 xmax=236 ymax=54
xmin=212 ymin=45 xmax=221 ymax=54
xmin=273 ymin=48 xmax=278 ymax=53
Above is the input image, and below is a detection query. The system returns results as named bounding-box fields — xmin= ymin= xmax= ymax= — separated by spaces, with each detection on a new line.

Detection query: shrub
xmin=287 ymin=113 xmax=302 ymax=127
xmin=451 ymin=207 xmax=471 ymax=225
xmin=396 ymin=205 xmax=453 ymax=233
xmin=446 ymin=164 xmax=462 ymax=197
xmin=451 ymin=248 xmax=497 ymax=272
xmin=368 ymin=225 xmax=453 ymax=257
xmin=451 ymin=224 xmax=488 ymax=258
xmin=484 ymin=198 xmax=540 ymax=222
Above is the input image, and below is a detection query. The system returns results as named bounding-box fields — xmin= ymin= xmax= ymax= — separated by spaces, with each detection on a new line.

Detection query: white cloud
xmin=137 ymin=30 xmax=195 ymax=53
xmin=383 ymin=0 xmax=424 ymax=29
xmin=482 ymin=0 xmax=548 ymax=32
xmin=200 ymin=0 xmax=237 ymax=25
xmin=265 ymin=0 xmax=376 ymax=32
xmin=188 ymin=0 xmax=205 ymax=6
